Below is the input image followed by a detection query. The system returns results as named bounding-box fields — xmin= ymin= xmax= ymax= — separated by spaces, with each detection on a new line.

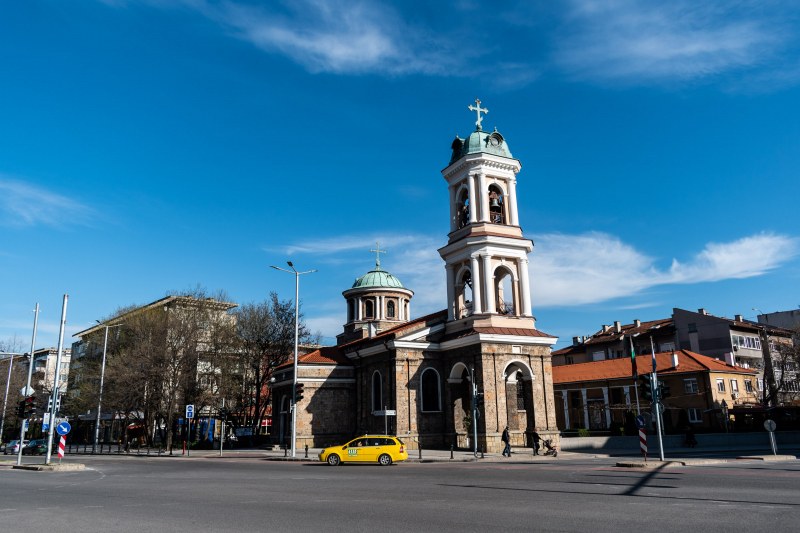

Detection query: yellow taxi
xmin=319 ymin=435 xmax=408 ymax=466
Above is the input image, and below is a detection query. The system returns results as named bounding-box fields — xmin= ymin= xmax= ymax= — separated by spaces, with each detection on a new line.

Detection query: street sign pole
xmin=185 ymin=404 xmax=194 ymax=457
xmin=650 ymin=337 xmax=665 ymax=462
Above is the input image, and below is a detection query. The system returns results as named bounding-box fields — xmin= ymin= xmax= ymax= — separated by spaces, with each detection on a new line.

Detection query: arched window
xmin=347 ymin=299 xmax=355 ymax=322
xmin=387 ymin=300 xmax=396 ymax=318
xmin=372 ymin=371 xmax=383 ymax=412
xmin=420 ymin=368 xmax=441 ymax=412
xmin=488 ymin=184 xmax=505 ymax=224
xmin=365 ymin=299 xmax=375 ymax=319
xmin=516 ymin=372 xmax=525 ymax=410
xmin=458 ymin=189 xmax=470 ymax=228
xmin=494 ymin=267 xmax=515 ymax=315
xmin=459 ymin=270 xmax=473 ymax=318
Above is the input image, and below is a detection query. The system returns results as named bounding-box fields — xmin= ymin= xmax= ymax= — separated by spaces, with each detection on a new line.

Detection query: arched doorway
xmin=502 ymin=361 xmax=536 ymax=446
xmin=448 ymin=362 xmax=472 ymax=449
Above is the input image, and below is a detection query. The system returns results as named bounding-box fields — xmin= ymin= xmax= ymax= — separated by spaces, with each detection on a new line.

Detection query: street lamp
xmin=94 ymin=321 xmax=122 ymax=453
xmin=270 ymin=261 xmax=316 ymax=458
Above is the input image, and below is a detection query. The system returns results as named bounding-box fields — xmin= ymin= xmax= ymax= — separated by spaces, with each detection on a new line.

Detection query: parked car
xmin=22 ymin=439 xmax=47 ymax=456
xmin=3 ymin=440 xmax=29 ymax=455
xmin=319 ymin=435 xmax=408 ymax=466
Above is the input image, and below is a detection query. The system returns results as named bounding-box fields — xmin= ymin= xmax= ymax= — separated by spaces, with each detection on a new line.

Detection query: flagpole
xmin=650 ymin=336 xmax=665 ymax=461
xmin=629 ymin=336 xmax=640 ymax=416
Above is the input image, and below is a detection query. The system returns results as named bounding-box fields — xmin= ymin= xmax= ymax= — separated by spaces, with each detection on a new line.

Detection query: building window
xmin=687 ymin=408 xmax=702 ymax=423
xmin=516 ymin=372 xmax=525 ymax=410
xmin=716 ymin=379 xmax=726 ymax=393
xmin=420 ymin=368 xmax=441 ymax=412
xmin=372 ymin=371 xmax=382 ymax=413
xmin=488 ymin=184 xmax=505 ymax=224
xmin=744 ymin=380 xmax=753 ymax=393
xmin=660 ymin=342 xmax=675 ymax=352
xmin=347 ymin=299 xmax=355 ymax=322
xmin=592 ymin=351 xmax=604 ymax=362
xmin=684 ymin=378 xmax=699 ymax=394
xmin=730 ymin=379 xmax=739 ymax=393
xmin=387 ymin=300 xmax=396 ymax=318
xmin=365 ymin=300 xmax=375 ymax=319
xmin=757 ymin=379 xmax=763 ymax=391
xmin=688 ymin=323 xmax=697 ymax=333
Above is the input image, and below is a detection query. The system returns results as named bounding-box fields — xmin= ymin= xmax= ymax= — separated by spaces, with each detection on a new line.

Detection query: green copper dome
xmin=449 ymin=128 xmax=513 ymax=164
xmin=351 ymin=267 xmax=406 ymax=289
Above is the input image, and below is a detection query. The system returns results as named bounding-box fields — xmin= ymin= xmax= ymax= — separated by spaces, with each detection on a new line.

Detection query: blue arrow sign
xmin=635 ymin=415 xmax=646 ymax=429
xmin=56 ymin=420 xmax=72 ymax=436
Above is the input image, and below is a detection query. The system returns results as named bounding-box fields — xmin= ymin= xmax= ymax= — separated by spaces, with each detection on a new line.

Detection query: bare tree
xmin=234 ymin=293 xmax=312 ymax=436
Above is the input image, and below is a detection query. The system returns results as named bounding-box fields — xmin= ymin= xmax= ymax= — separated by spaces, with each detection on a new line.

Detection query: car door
xmin=344 ymin=438 xmax=370 ymax=463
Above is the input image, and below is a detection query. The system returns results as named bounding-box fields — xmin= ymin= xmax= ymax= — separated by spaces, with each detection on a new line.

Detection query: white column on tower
xmin=467 ymin=174 xmax=477 ymax=224
xmin=482 ymin=255 xmax=495 ymax=314
xmin=446 ymin=264 xmax=456 ymax=320
xmin=449 ymin=184 xmax=457 ymax=232
xmin=508 ymin=177 xmax=519 ymax=226
xmin=478 ymin=173 xmax=489 ymax=222
xmin=470 ymin=255 xmax=482 ymax=313
xmin=357 ymin=297 xmax=362 ymax=320
xmin=519 ymin=258 xmax=532 ymax=316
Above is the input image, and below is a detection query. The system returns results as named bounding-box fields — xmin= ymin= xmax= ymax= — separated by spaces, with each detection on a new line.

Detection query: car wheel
xmin=378 ymin=454 xmax=392 ymax=466
xmin=327 ymin=454 xmax=341 ymax=466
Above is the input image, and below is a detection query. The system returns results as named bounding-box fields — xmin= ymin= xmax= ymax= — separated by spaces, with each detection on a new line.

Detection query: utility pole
xmin=470 ymin=366 xmax=478 ymax=458
xmin=46 ymin=295 xmax=68 ymax=464
xmin=17 ymin=304 xmax=39 ymax=466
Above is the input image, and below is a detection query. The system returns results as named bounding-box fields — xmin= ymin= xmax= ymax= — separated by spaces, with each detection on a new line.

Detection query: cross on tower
xmin=468 ymin=98 xmax=488 ymax=131
xmin=370 ymin=241 xmax=387 ymax=268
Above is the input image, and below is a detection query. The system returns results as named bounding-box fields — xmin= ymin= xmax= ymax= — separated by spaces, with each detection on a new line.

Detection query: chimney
xmin=572 ymin=336 xmax=580 ymax=346
xmin=735 ymin=314 xmax=744 ymax=322
xmin=602 ymin=325 xmax=610 ymax=333
xmin=614 ymin=321 xmax=622 ymax=333
xmin=698 ymin=308 xmax=707 ymax=315
xmin=634 ymin=319 xmax=641 ymax=328
xmin=672 ymin=351 xmax=679 ymax=368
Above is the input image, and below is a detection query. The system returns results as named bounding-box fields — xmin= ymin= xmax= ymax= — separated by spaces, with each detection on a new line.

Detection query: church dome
xmin=450 ymin=129 xmax=513 ymax=164
xmin=352 ymin=267 xmax=406 ymax=289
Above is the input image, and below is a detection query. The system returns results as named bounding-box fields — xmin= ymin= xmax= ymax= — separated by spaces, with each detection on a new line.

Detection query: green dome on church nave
xmin=351 ymin=267 xmax=406 ymax=289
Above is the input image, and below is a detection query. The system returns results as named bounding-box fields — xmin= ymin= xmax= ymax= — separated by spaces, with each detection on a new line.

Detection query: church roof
xmin=450 ymin=128 xmax=513 ymax=164
xmin=351 ymin=266 xmax=407 ymax=289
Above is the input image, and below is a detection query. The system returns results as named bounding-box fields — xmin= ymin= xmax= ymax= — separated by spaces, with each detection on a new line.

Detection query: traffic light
xmin=295 ymin=382 xmax=305 ymax=402
xmin=23 ymin=396 xmax=37 ymax=418
xmin=475 ymin=392 xmax=485 ymax=408
xmin=659 ymin=381 xmax=671 ymax=399
xmin=639 ymin=375 xmax=654 ymax=402
xmin=17 ymin=399 xmax=26 ymax=418
xmin=219 ymin=408 xmax=228 ymax=419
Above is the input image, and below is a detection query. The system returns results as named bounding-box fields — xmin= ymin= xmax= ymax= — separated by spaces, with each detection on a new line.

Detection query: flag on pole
xmin=629 ymin=336 xmax=637 ymax=379
xmin=650 ymin=336 xmax=658 ymax=373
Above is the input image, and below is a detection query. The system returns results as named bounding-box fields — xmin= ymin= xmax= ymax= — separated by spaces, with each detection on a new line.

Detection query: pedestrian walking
xmin=531 ymin=430 xmax=541 ymax=455
xmin=501 ymin=426 xmax=511 ymax=457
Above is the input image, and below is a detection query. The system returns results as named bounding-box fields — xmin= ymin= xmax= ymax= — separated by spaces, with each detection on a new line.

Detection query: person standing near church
xmin=501 ymin=426 xmax=511 ymax=457
xmin=531 ymin=430 xmax=541 ymax=455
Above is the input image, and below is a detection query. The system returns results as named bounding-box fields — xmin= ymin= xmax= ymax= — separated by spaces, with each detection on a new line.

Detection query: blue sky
xmin=1 ymin=0 xmax=799 ymax=351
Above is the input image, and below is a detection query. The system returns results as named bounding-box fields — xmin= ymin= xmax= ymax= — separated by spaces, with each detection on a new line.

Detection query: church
xmin=271 ymin=101 xmax=559 ymax=453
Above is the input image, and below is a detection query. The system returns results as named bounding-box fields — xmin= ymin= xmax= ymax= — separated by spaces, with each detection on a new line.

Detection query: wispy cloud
xmin=533 ymin=231 xmax=799 ymax=306
xmin=191 ymin=0 xmax=460 ymax=76
xmin=553 ymin=0 xmax=794 ymax=86
xmin=274 ymin=230 xmax=798 ymax=320
xmin=0 ymin=176 xmax=93 ymax=227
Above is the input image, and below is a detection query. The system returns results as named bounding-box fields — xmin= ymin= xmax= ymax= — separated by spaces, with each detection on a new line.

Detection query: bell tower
xmin=438 ymin=99 xmax=534 ymax=330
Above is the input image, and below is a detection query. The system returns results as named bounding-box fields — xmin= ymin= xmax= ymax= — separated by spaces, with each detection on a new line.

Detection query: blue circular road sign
xmin=56 ymin=421 xmax=72 ymax=436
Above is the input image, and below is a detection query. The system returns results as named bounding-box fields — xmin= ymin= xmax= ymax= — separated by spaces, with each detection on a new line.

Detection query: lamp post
xmin=94 ymin=321 xmax=122 ymax=453
xmin=721 ymin=399 xmax=729 ymax=432
xmin=271 ymin=261 xmax=316 ymax=458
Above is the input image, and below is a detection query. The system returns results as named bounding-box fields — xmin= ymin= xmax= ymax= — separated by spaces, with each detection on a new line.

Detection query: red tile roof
xmin=583 ymin=318 xmax=674 ymax=345
xmin=276 ymin=345 xmax=351 ymax=370
xmin=553 ymin=349 xmax=756 ymax=384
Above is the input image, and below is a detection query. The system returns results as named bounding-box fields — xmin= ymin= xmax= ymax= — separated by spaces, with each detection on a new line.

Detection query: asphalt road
xmin=2 ymin=455 xmax=798 ymax=532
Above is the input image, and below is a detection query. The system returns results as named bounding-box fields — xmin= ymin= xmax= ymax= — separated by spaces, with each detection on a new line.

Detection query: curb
xmin=12 ymin=463 xmax=86 ymax=472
